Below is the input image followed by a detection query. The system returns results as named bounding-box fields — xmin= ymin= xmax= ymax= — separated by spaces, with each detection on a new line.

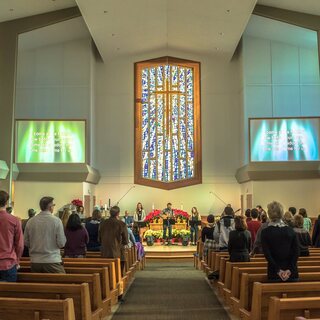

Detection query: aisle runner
xmin=112 ymin=261 xmax=230 ymax=320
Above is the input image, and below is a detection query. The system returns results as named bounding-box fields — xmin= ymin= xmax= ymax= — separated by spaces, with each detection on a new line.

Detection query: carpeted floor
xmin=112 ymin=261 xmax=230 ymax=320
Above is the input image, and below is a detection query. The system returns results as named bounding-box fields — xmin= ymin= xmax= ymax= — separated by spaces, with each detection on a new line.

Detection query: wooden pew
xmin=0 ymin=282 xmax=91 ymax=320
xmin=239 ymin=281 xmax=320 ymax=320
xmin=17 ymin=272 xmax=104 ymax=319
xmin=268 ymin=297 xmax=320 ymax=320
xmin=229 ymin=266 xmax=320 ymax=315
xmin=0 ymin=297 xmax=75 ymax=320
xmin=20 ymin=258 xmax=123 ymax=304
xmin=19 ymin=265 xmax=115 ymax=307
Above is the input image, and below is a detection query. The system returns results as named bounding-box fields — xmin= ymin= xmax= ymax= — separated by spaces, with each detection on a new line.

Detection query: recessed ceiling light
xmin=116 ymin=48 xmax=120 ymax=51
xmin=219 ymin=32 xmax=224 ymax=36
xmin=112 ymin=33 xmax=116 ymax=37
xmin=104 ymin=10 xmax=108 ymax=13
xmin=9 ymin=8 xmax=14 ymax=11
xmin=215 ymin=47 xmax=220 ymax=51
xmin=226 ymin=9 xmax=231 ymax=13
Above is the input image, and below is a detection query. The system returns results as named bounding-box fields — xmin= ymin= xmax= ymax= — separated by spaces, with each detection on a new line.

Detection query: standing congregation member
xmin=0 ymin=190 xmax=24 ymax=281
xmin=189 ymin=207 xmax=201 ymax=245
xmin=261 ymin=201 xmax=299 ymax=282
xmin=251 ymin=212 xmax=269 ymax=255
xmin=299 ymin=208 xmax=312 ymax=232
xmin=283 ymin=211 xmax=295 ymax=228
xmin=76 ymin=205 xmax=85 ymax=219
xmin=293 ymin=214 xmax=311 ymax=257
xmin=61 ymin=207 xmax=71 ymax=228
xmin=24 ymin=196 xmax=66 ymax=273
xmin=161 ymin=202 xmax=174 ymax=245
xmin=312 ymin=215 xmax=320 ymax=247
xmin=228 ymin=216 xmax=251 ymax=262
xmin=64 ymin=213 xmax=89 ymax=258
xmin=288 ymin=207 xmax=297 ymax=216
xmin=99 ymin=206 xmax=128 ymax=275
xmin=85 ymin=209 xmax=102 ymax=251
xmin=247 ymin=208 xmax=261 ymax=247
xmin=245 ymin=209 xmax=252 ymax=223
xmin=214 ymin=206 xmax=235 ymax=251
xmin=22 ymin=209 xmax=36 ymax=232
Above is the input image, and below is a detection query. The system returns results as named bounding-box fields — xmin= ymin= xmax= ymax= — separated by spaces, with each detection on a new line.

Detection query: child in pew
xmin=64 ymin=213 xmax=89 ymax=258
xmin=132 ymin=225 xmax=145 ymax=261
xmin=228 ymin=216 xmax=251 ymax=262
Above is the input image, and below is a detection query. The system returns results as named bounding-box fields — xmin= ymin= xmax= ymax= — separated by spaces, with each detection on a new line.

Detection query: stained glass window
xmin=135 ymin=57 xmax=201 ymax=190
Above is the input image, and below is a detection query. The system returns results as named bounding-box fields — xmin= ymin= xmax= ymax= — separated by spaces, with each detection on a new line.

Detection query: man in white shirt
xmin=24 ymin=196 xmax=66 ymax=273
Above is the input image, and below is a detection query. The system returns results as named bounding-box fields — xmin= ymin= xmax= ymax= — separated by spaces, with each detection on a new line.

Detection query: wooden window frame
xmin=134 ymin=56 xmax=202 ymax=190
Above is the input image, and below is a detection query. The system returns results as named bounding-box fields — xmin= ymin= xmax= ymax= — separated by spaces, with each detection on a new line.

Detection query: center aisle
xmin=112 ymin=261 xmax=230 ymax=320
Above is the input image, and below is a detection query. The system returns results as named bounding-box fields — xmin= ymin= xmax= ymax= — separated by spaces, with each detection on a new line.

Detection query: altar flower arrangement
xmin=144 ymin=209 xmax=162 ymax=223
xmin=71 ymin=198 xmax=83 ymax=207
xmin=173 ymin=209 xmax=189 ymax=221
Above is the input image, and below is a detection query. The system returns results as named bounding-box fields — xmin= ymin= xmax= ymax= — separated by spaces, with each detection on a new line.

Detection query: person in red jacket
xmin=0 ymin=190 xmax=24 ymax=281
xmin=247 ymin=208 xmax=261 ymax=249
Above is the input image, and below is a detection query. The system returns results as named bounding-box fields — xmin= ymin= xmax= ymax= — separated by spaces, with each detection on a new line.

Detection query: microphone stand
xmin=116 ymin=186 xmax=135 ymax=206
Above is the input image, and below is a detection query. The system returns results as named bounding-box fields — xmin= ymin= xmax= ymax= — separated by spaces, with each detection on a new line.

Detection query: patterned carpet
xmin=112 ymin=261 xmax=230 ymax=320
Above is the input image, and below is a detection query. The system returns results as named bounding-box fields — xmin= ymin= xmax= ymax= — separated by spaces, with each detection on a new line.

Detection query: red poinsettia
xmin=71 ymin=199 xmax=83 ymax=207
xmin=144 ymin=208 xmax=190 ymax=222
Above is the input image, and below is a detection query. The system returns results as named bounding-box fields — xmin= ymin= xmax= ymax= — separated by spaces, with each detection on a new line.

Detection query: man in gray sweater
xmin=24 ymin=196 xmax=66 ymax=273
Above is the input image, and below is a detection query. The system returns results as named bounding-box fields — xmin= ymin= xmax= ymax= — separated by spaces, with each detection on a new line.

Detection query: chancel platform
xmin=143 ymin=243 xmax=196 ymax=260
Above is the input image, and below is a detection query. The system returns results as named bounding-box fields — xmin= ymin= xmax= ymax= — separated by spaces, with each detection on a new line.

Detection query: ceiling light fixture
xmin=104 ymin=10 xmax=108 ymax=13
xmin=219 ymin=32 xmax=224 ymax=36
xmin=112 ymin=33 xmax=116 ymax=37
xmin=9 ymin=8 xmax=14 ymax=11
xmin=226 ymin=9 xmax=230 ymax=13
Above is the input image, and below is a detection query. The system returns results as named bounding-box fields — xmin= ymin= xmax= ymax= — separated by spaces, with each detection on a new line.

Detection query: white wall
xmin=13 ymin=181 xmax=83 ymax=218
xmin=252 ymin=180 xmax=320 ymax=217
xmin=93 ymin=49 xmax=242 ymax=215
xmin=242 ymin=35 xmax=320 ymax=164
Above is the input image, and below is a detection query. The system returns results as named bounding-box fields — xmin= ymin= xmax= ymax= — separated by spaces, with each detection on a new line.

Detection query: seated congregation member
xmin=0 ymin=190 xmax=24 ymax=282
xmin=189 ymin=207 xmax=201 ymax=245
xmin=201 ymin=214 xmax=217 ymax=258
xmin=24 ymin=196 xmax=66 ymax=273
xmin=123 ymin=210 xmax=134 ymax=228
xmin=64 ymin=213 xmax=89 ymax=258
xmin=299 ymin=208 xmax=312 ymax=232
xmin=228 ymin=216 xmax=251 ymax=262
xmin=247 ymin=208 xmax=261 ymax=247
xmin=251 ymin=212 xmax=269 ymax=255
xmin=261 ymin=201 xmax=299 ymax=282
xmin=283 ymin=211 xmax=295 ymax=228
xmin=293 ymin=214 xmax=311 ymax=257
xmin=312 ymin=214 xmax=320 ymax=247
xmin=213 ymin=206 xmax=235 ymax=251
xmin=132 ymin=225 xmax=145 ymax=261
xmin=99 ymin=206 xmax=128 ymax=275
xmin=85 ymin=209 xmax=102 ymax=251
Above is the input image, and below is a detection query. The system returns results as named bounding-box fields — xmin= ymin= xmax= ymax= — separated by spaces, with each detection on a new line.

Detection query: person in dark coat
xmin=85 ymin=209 xmax=102 ymax=251
xmin=312 ymin=215 xmax=320 ymax=247
xmin=228 ymin=216 xmax=251 ymax=262
xmin=293 ymin=214 xmax=311 ymax=256
xmin=99 ymin=206 xmax=128 ymax=275
xmin=261 ymin=201 xmax=299 ymax=282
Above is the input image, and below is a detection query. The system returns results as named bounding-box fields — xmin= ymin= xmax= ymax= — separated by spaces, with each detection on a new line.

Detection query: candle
xmin=152 ymin=203 xmax=155 ymax=210
xmin=104 ymin=204 xmax=107 ymax=211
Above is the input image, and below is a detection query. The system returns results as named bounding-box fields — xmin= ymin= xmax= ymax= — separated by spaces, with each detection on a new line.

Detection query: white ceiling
xmin=18 ymin=16 xmax=90 ymax=51
xmin=245 ymin=15 xmax=318 ymax=49
xmin=258 ymin=0 xmax=320 ymax=16
xmin=0 ymin=0 xmax=76 ymax=23
xmin=75 ymin=0 xmax=257 ymax=61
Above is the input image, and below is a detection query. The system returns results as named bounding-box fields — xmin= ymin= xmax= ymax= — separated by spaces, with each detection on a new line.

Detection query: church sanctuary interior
xmin=1 ymin=0 xmax=320 ymax=319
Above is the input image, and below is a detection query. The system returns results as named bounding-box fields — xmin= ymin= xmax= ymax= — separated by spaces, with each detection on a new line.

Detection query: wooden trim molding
xmin=134 ymin=56 xmax=202 ymax=190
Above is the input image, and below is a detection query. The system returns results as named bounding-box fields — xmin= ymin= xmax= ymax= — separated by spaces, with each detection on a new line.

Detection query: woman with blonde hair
xmin=283 ymin=211 xmax=294 ymax=228
xmin=261 ymin=201 xmax=299 ymax=282
xmin=61 ymin=208 xmax=71 ymax=228
xmin=189 ymin=207 xmax=201 ymax=245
